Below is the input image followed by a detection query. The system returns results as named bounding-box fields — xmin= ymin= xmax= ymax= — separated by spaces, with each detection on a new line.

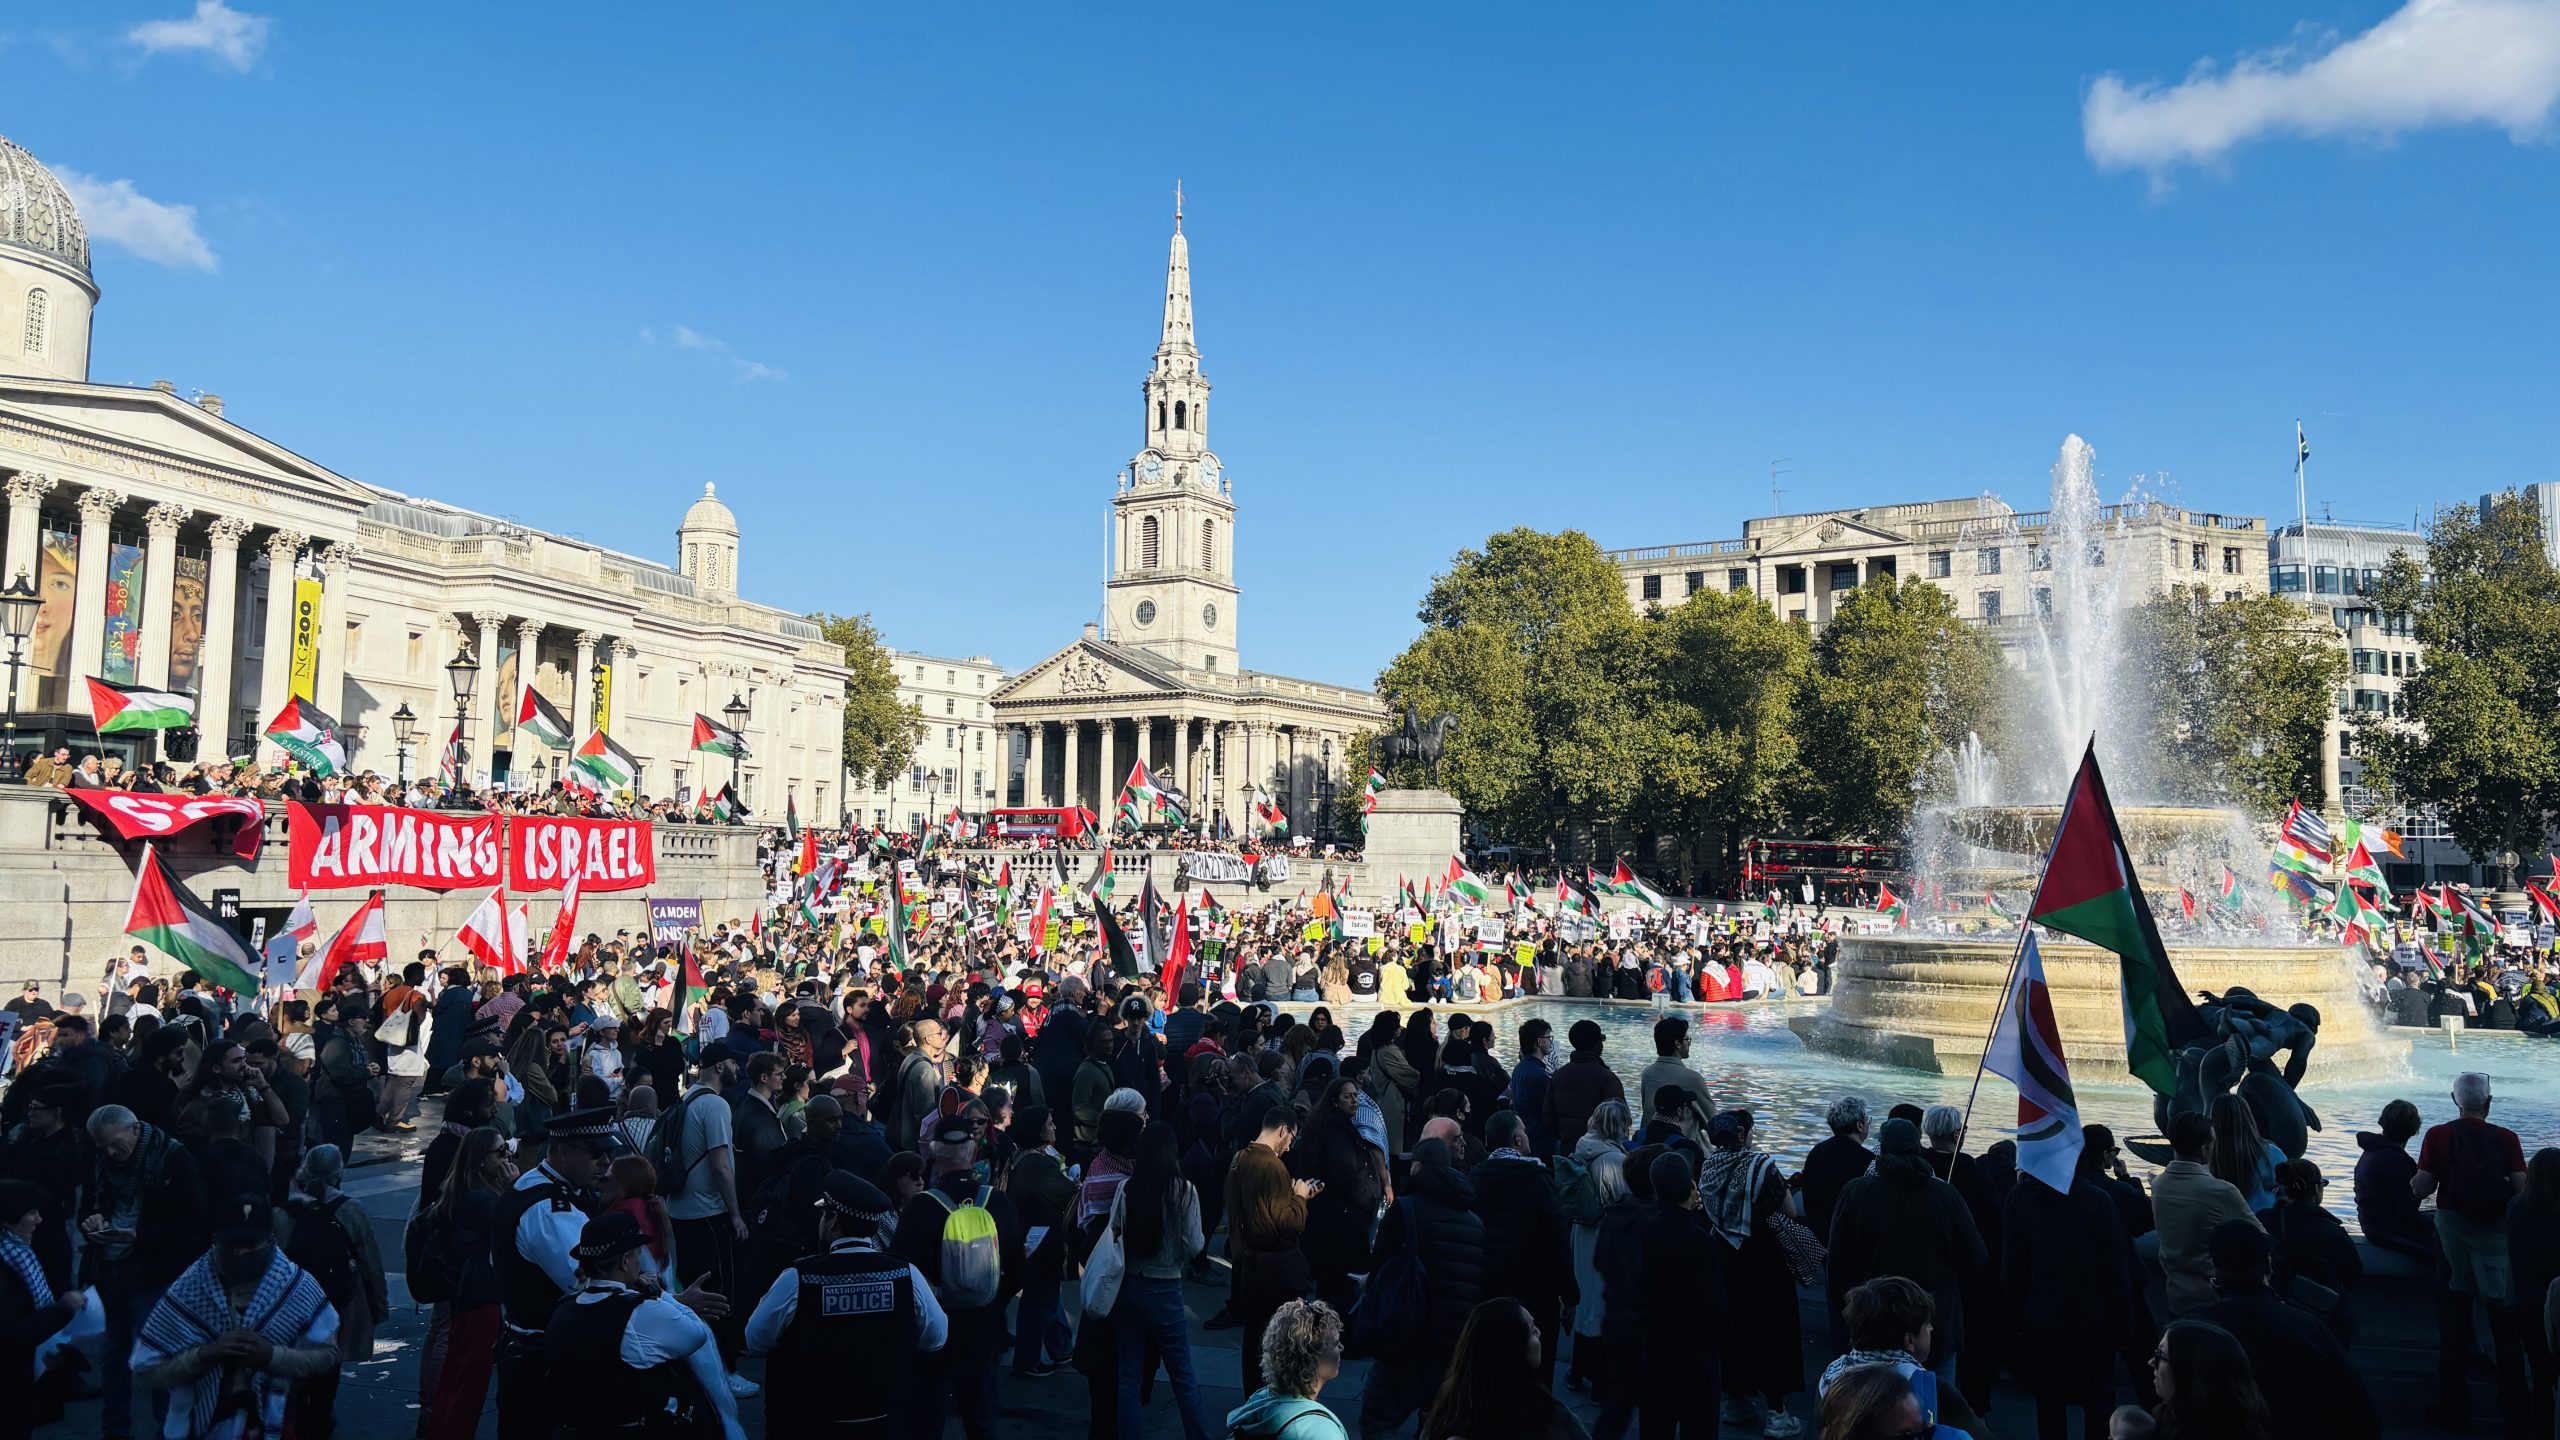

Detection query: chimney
xmin=1082 ymin=623 xmax=1100 ymax=640
xmin=150 ymin=379 xmax=175 ymax=394
xmin=197 ymin=394 xmax=224 ymax=418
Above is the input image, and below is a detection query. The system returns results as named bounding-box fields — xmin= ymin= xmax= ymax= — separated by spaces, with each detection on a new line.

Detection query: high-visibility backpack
xmin=928 ymin=1184 xmax=1002 ymax=1308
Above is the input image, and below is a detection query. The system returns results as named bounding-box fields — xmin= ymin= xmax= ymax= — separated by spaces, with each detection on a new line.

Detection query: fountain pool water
xmin=1334 ymin=1000 xmax=2544 ymax=1211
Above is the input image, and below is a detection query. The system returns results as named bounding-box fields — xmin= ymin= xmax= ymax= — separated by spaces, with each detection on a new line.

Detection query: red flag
xmin=1027 ymin=886 xmax=1054 ymax=956
xmin=2179 ymin=888 xmax=2197 ymax=921
xmin=2529 ymin=882 xmax=2560 ymax=927
xmin=458 ymin=886 xmax=520 ymax=974
xmin=1160 ymin=898 xmax=1193 ymax=997
xmin=306 ymin=890 xmax=387 ymax=990
xmin=798 ymin=827 xmax=819 ymax=877
xmin=540 ymin=870 xmax=584 ymax=971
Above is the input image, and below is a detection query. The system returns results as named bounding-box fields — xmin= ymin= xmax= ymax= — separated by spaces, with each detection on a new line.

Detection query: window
xmin=2029 ymin=545 xmax=2052 ymax=572
xmin=946 ymin=726 xmax=957 ymax=748
xmin=1979 ymin=591 xmax=2002 ymax=620
xmin=943 ymin=766 xmax=958 ymax=789
xmin=1174 ymin=400 xmax=1187 ymax=430
xmin=2191 ymin=542 xmax=2207 ymax=571
xmin=1141 ymin=515 xmax=1161 ymax=569
xmin=1157 ymin=401 xmax=1166 ymax=431
xmin=1977 ymin=547 xmax=2001 ymax=575
xmin=2226 ymin=590 xmax=2243 ymax=603
xmin=2035 ymin=587 xmax=2053 ymax=617
xmin=1202 ymin=519 xmax=1216 ymax=571
xmin=1641 ymin=574 xmax=1662 ymax=601
xmin=973 ymin=769 xmax=984 ymax=795
xmin=2360 ymin=568 xmax=2382 ymax=596
xmin=914 ymin=665 xmax=925 ymax=681
xmin=1830 ymin=564 xmax=1858 ymax=590
xmin=910 ymin=764 xmax=927 ymax=787
xmin=2223 ymin=547 xmax=2242 ymax=575
xmin=1205 ymin=654 xmax=1217 ymax=671
xmin=1779 ymin=567 xmax=1807 ymax=595
xmin=1729 ymin=568 xmax=1749 ymax=591
xmin=976 ymin=729 xmax=985 ymax=751
xmin=2335 ymin=690 xmax=2351 ymax=717
xmin=2271 ymin=565 xmax=2304 ymax=594
xmin=1685 ymin=570 xmax=1705 ymax=595
xmin=944 ymin=697 xmax=955 ymax=715
xmin=976 ymin=673 xmax=985 ymax=687
xmin=2389 ymin=652 xmax=2404 ymax=677
xmin=908 ymin=812 xmax=923 ymax=833
xmin=2313 ymin=565 xmax=2341 ymax=595
xmin=22 ymin=288 xmax=45 ymax=357
xmin=2352 ymin=650 xmax=2383 ymax=675
xmin=1926 ymin=551 xmax=1952 ymax=579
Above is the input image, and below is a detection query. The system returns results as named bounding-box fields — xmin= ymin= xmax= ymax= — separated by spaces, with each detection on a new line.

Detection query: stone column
xmin=1169 ymin=715 xmax=1191 ymax=808
xmin=2 ymin=473 xmax=53 ymax=709
xmin=312 ymin=543 xmax=354 ymax=717
xmin=255 ymin=531 xmax=305 ymax=738
xmin=1062 ymin=720 xmax=1083 ymax=813
xmin=1098 ymin=718 xmax=1119 ymax=814
xmin=572 ymin=631 xmax=600 ymax=741
xmin=198 ymin=519 xmax=251 ymax=756
xmin=67 ymin=487 xmax=123 ymax=688
xmin=471 ymin=611 xmax=506 ymax=785
xmin=1283 ymin=726 xmax=1303 ymax=829
xmin=607 ymin=640 xmax=635 ymax=734
xmin=137 ymin=504 xmax=191 ymax=690
xmin=1020 ymin=723 xmax=1044 ymax=807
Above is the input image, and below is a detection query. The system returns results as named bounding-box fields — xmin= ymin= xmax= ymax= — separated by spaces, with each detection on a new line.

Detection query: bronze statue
xmin=1376 ymin=701 xmax=1458 ymax=788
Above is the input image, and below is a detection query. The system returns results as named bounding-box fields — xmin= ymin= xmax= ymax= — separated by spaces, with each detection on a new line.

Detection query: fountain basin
xmin=1792 ymin=932 xmax=2406 ymax=1082
xmin=1939 ymin=804 xmax=2248 ymax=862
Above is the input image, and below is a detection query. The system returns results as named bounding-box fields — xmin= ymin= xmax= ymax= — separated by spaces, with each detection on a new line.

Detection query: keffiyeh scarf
xmin=0 ymin=1228 xmax=52 ymax=1309
xmin=134 ymin=1250 xmax=331 ymax=1440
xmin=1696 ymin=1147 xmax=1781 ymax=1250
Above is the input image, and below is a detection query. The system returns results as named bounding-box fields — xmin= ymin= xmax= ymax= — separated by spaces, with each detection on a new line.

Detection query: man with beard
xmin=131 ymin=1192 xmax=340 ymax=1440
xmin=83 ymin=1103 xmax=212 ymax=1440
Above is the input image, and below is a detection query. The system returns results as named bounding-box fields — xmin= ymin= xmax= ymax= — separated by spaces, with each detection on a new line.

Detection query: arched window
xmin=1140 ymin=515 xmax=1160 ymax=569
xmin=1201 ymin=519 xmax=1216 ymax=572
xmin=1156 ymin=401 xmax=1166 ymax=431
xmin=1173 ymin=400 xmax=1187 ymax=431
xmin=22 ymin=288 xmax=46 ymax=357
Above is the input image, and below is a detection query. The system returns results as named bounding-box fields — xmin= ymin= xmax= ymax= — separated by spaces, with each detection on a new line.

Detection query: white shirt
xmin=587 ymin=1044 xmax=625 ymax=1097
xmin=507 ymin=1162 xmax=589 ymax=1323
xmin=568 ymin=1280 xmax=745 ymax=1440
xmin=743 ymin=1235 xmax=947 ymax=1357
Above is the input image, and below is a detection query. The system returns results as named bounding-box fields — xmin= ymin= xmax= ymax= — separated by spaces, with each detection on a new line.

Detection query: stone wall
xmin=0 ymin=789 xmax=766 ymax=991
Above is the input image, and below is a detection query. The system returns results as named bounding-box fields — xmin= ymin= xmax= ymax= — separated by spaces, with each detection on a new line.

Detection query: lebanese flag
xmin=540 ymin=870 xmax=584 ymax=971
xmin=1160 ymin=897 xmax=1193 ymax=996
xmin=303 ymin=890 xmax=387 ymax=991
xmin=458 ymin=886 xmax=523 ymax=974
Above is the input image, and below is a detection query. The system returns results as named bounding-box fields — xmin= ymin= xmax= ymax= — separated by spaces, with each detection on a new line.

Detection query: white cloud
xmin=2084 ymin=0 xmax=2560 ymax=177
xmin=654 ymin=324 xmax=785 ymax=383
xmin=124 ymin=1 xmax=270 ymax=72
xmin=53 ymin=169 xmax=216 ymax=270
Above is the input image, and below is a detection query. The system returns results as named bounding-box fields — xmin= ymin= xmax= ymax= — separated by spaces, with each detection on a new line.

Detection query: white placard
xmin=1475 ymin=919 xmax=1507 ymax=944
xmin=1608 ymin=912 xmax=1631 ymax=940
xmin=1341 ymin=911 xmax=1377 ymax=938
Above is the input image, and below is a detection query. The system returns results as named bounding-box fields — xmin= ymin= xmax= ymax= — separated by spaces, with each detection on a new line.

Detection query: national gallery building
xmin=0 ymin=137 xmax=847 ymax=812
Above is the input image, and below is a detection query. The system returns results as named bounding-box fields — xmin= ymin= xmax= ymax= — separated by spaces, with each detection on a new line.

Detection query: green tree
xmin=811 ymin=611 xmax=926 ymax=791
xmin=2125 ymin=587 xmax=2347 ymax=812
xmin=1800 ymin=577 xmax=2005 ymax=838
xmin=2357 ymin=496 xmax=2560 ymax=878
xmin=1633 ymin=588 xmax=1812 ymax=883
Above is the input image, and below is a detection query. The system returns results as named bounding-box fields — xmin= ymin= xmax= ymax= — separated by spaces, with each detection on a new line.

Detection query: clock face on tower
xmin=1135 ymin=600 xmax=1157 ymax=627
xmin=1203 ymin=603 xmax=1218 ymax=629
xmin=1137 ymin=455 xmax=1164 ymax=486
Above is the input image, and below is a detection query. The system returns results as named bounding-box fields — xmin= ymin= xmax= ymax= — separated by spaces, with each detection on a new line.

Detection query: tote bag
xmin=1079 ymin=1187 xmax=1128 ymax=1317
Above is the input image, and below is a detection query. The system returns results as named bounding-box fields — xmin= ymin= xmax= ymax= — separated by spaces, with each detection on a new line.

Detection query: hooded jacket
xmin=1374 ymin=1160 xmax=1486 ymax=1360
xmin=1827 ymin=1128 xmax=1986 ymax=1364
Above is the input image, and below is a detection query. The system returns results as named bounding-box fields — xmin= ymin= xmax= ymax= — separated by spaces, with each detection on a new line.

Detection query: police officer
xmin=744 ymin=1171 xmax=946 ymax=1436
xmin=492 ymin=1105 xmax=619 ymax=1440
xmin=547 ymin=1211 xmax=744 ymax=1440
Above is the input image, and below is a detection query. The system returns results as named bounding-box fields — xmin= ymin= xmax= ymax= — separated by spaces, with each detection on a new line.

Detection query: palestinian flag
xmin=2024 ymin=742 xmax=2204 ymax=1097
xmin=2178 ymin=888 xmax=2197 ymax=921
xmin=124 ymin=846 xmax=259 ymax=993
xmin=88 ymin=678 xmax=193 ymax=734
xmin=2412 ymin=885 xmax=2451 ymax=924
xmin=1087 ymin=845 xmax=1117 ymax=904
xmin=2325 ymin=882 xmax=2385 ymax=948
xmin=1557 ymin=877 xmax=1588 ymax=916
xmin=709 ymin=783 xmax=747 ymax=823
xmin=1981 ymin=932 xmax=2084 ymax=1194
xmin=1118 ymin=760 xmax=1181 ymax=825
xmin=440 ymin=718 xmax=465 ymax=784
xmin=1360 ymin=767 xmax=1385 ymax=835
xmin=1096 ymin=900 xmax=1143 ymax=980
xmin=540 ymin=872 xmax=583 ymax=971
xmin=1136 ymin=872 xmax=1168 ymax=975
xmin=2341 ymin=841 xmax=2394 ymax=900
xmin=1254 ymin=791 xmax=1289 ymax=836
xmin=1444 ymin=856 xmax=1494 ymax=909
xmin=1161 ymin=898 xmax=1194 ymax=996
xmin=1612 ymin=860 xmax=1670 ymax=913
xmin=264 ymin=697 xmax=349 ymax=777
xmin=517 ymin=686 xmax=574 ymax=751
xmin=672 ymin=949 xmax=709 ymax=1036
xmin=572 ymin=729 xmax=640 ymax=792
xmin=689 ymin=712 xmax=749 ymax=759
xmin=885 ymin=871 xmax=916 ymax=971
xmin=2529 ymin=882 xmax=2560 ymax=927
xmin=2216 ymin=864 xmax=2243 ymax=911
xmin=785 ymin=795 xmax=802 ymax=846
xmin=1875 ymin=881 xmax=1909 ymax=928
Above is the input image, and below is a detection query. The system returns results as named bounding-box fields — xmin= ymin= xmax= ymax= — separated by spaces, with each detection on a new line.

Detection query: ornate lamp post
xmin=723 ymin=691 xmax=750 ymax=797
xmin=446 ymin=645 xmax=480 ymax=790
xmin=390 ymin=702 xmax=419 ymax=788
xmin=0 ymin=571 xmax=37 ymax=783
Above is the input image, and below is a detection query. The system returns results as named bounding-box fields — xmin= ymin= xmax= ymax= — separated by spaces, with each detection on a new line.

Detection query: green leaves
xmin=1799 ymin=577 xmax=2004 ymax=838
xmin=2124 ymin=586 xmax=2347 ymax=813
xmin=811 ymin=611 xmax=929 ymax=791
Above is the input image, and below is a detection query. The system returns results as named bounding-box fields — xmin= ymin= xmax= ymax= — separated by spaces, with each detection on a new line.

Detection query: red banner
xmin=285 ymin=803 xmax=657 ymax=893
xmin=64 ymin=790 xmax=265 ymax=861
xmin=508 ymin=815 xmax=655 ymax=894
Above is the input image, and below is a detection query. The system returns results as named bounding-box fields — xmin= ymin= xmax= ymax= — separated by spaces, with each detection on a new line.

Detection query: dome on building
xmin=0 ymin=137 xmax=91 ymax=285
xmin=681 ymin=482 xmax=738 ymax=536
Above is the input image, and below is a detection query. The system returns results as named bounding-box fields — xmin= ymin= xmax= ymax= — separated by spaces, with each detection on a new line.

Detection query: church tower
xmin=1107 ymin=186 xmax=1239 ymax=674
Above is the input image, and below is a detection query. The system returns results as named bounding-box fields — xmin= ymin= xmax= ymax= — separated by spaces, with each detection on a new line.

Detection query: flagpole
xmin=1957 ymin=735 xmax=2099 ymax=1148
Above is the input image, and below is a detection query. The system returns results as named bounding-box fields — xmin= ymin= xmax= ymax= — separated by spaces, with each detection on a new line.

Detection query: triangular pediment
xmin=0 ymin=379 xmax=380 ymax=515
xmin=992 ymin=637 xmax=1185 ymax=705
xmin=1758 ymin=513 xmax=1910 ymax=556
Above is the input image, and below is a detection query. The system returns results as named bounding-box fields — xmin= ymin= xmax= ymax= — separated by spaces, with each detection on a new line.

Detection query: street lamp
xmin=446 ymin=644 xmax=479 ymax=788
xmin=390 ymin=702 xmax=419 ymax=788
xmin=0 ymin=571 xmax=36 ymax=783
xmin=722 ymin=691 xmax=749 ymax=797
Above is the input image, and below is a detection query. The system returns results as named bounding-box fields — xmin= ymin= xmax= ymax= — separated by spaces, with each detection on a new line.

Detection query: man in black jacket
xmin=1473 ymin=1110 xmax=1578 ymax=1387
xmin=1800 ymin=1095 xmax=1874 ymax=1351
xmin=2189 ymin=1221 xmax=2379 ymax=1440
xmin=1638 ymin=1148 xmax=1727 ymax=1440
xmin=82 ymin=1104 xmax=211 ymax=1440
xmin=1360 ymin=1137 xmax=1484 ymax=1440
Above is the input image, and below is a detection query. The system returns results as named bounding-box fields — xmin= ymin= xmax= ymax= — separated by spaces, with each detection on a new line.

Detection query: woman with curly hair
xmin=1229 ymin=1298 xmax=1350 ymax=1440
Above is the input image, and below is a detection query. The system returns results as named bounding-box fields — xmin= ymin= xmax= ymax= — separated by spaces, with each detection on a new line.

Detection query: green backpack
xmin=928 ymin=1184 xmax=1003 ymax=1308
xmin=1552 ymin=1151 xmax=1605 ymax=1227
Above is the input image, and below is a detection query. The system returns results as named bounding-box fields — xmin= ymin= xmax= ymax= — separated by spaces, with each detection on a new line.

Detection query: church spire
xmin=1158 ymin=181 xmax=1195 ymax=363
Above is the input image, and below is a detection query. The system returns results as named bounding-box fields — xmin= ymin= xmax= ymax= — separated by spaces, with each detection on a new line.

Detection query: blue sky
xmin=8 ymin=2 xmax=2559 ymax=686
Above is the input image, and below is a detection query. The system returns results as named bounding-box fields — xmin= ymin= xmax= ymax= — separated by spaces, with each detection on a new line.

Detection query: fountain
xmin=1792 ymin=437 xmax=2405 ymax=1085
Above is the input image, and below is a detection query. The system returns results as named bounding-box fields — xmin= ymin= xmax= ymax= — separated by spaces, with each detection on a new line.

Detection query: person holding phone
xmin=1226 ymin=1100 xmax=1318 ymax=1396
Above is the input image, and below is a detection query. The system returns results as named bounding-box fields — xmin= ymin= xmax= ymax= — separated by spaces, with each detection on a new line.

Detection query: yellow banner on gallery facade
xmin=288 ymin=577 xmax=322 ymax=702
xmin=591 ymin=660 xmax=612 ymax=734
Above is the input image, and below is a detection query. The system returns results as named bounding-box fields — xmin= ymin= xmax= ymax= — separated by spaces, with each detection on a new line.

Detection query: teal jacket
xmin=1227 ymin=1390 xmax=1349 ymax=1440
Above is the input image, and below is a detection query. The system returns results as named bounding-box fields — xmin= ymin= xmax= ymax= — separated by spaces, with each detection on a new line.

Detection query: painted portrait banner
xmin=28 ymin=521 xmax=75 ymax=709
xmin=100 ymin=541 xmax=144 ymax=684
xmin=507 ymin=813 xmax=657 ymax=893
xmin=167 ymin=554 xmax=210 ymax=697
xmin=289 ymin=802 xmax=504 ymax=890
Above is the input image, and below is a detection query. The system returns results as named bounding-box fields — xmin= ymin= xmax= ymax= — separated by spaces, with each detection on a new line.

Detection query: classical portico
xmin=990 ymin=196 xmax=1382 ymax=838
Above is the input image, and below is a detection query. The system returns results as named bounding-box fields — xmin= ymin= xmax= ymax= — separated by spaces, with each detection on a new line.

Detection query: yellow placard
xmin=1366 ymin=935 xmax=1384 ymax=955
xmin=1303 ymin=921 xmax=1326 ymax=941
xmin=288 ymin=577 xmax=322 ymax=703
xmin=1516 ymin=943 xmax=1537 ymax=967
xmin=868 ymin=915 xmax=886 ymax=935
xmin=1072 ymin=918 xmax=1088 ymax=935
xmin=1408 ymin=922 xmax=1429 ymax=944
xmin=1044 ymin=918 xmax=1061 ymax=947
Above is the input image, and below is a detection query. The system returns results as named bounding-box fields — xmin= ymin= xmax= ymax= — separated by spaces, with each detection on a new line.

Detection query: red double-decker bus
xmin=1740 ymin=836 xmax=1908 ymax=893
xmin=991 ymin=807 xmax=1098 ymax=841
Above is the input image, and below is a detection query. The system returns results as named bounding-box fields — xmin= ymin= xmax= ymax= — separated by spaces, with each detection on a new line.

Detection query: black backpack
xmin=403 ymin=1200 xmax=463 ymax=1305
xmin=648 ymin=1090 xmax=704 ymax=1190
xmin=286 ymin=1195 xmax=359 ymax=1306
xmin=2439 ymin=1123 xmax=2518 ymax=1225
